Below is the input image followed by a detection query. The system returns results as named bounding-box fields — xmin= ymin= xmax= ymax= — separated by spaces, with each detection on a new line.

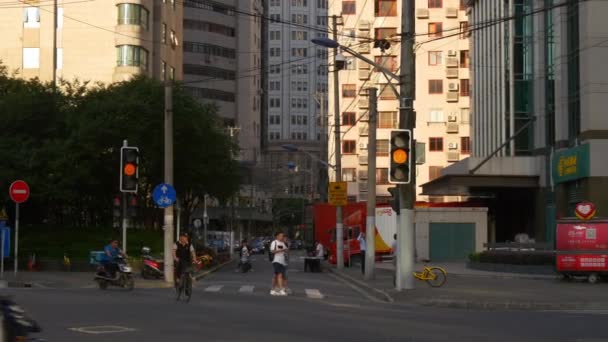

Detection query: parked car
xmin=250 ymin=238 xmax=265 ymax=254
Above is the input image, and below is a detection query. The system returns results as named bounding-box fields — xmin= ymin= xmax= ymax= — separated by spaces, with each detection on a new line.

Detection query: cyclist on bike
xmin=173 ymin=232 xmax=197 ymax=287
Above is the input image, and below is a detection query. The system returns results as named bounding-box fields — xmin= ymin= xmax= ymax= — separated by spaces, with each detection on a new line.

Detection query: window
xmin=379 ymin=85 xmax=397 ymax=100
xmin=378 ymin=111 xmax=398 ymax=128
xmin=23 ymin=7 xmax=40 ymax=28
xmin=376 ymin=168 xmax=389 ymax=185
xmin=428 ymin=0 xmax=442 ymax=8
xmin=292 ymin=31 xmax=308 ymax=40
xmin=183 ymin=19 xmax=235 ymax=37
xmin=461 ymin=137 xmax=471 ymax=154
xmin=460 ymin=79 xmax=470 ymax=96
xmin=377 ymin=140 xmax=389 ymax=156
xmin=270 ymin=98 xmax=281 ymax=108
xmin=23 ymin=48 xmax=40 ymax=69
xmin=342 ymin=1 xmax=356 ymax=15
xmin=56 ymin=48 xmax=63 ymax=69
xmin=342 ymin=84 xmax=356 ymax=97
xmin=375 ymin=0 xmax=396 ymax=16
xmin=460 ymin=0 xmax=467 ymax=10
xmin=375 ymin=28 xmax=397 ymax=40
xmin=343 ymin=168 xmax=357 ymax=182
xmin=291 ymin=14 xmax=308 ymax=24
xmin=460 ymin=50 xmax=470 ymax=68
xmin=270 ymin=14 xmax=281 ymax=22
xmin=429 ymin=166 xmax=442 ymax=181
xmin=429 ymin=137 xmax=444 ymax=151
xmin=342 ymin=140 xmax=356 ymax=154
xmin=162 ymin=61 xmax=166 ymax=80
xmin=117 ymin=4 xmax=149 ymax=29
xmin=270 ymin=31 xmax=281 ymax=40
xmin=116 ymin=45 xmax=148 ymax=70
xmin=342 ymin=112 xmax=356 ymax=126
xmin=416 ymin=142 xmax=426 ymax=164
xmin=428 ymin=22 xmax=442 ymax=37
xmin=184 ymin=42 xmax=236 ymax=59
xmin=170 ymin=67 xmax=175 ymax=80
xmin=459 ymin=21 xmax=469 ymax=39
xmin=428 ymin=51 xmax=442 ymax=66
xmin=428 ymin=109 xmax=444 ymax=123
xmin=291 ymin=48 xmax=307 ymax=57
xmin=429 ymin=80 xmax=443 ymax=94
xmin=162 ymin=23 xmax=167 ymax=44
xmin=374 ymin=56 xmax=398 ymax=72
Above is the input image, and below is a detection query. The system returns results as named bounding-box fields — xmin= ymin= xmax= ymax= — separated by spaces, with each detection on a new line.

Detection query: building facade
xmin=182 ymin=0 xmax=263 ymax=163
xmin=262 ymin=0 xmax=328 ymax=200
xmin=0 ymin=0 xmax=182 ymax=83
xmin=423 ymin=0 xmax=608 ymax=243
xmin=327 ymin=0 xmax=470 ymax=203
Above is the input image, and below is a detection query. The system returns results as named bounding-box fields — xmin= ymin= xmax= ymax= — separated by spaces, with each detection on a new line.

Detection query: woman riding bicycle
xmin=172 ymin=232 xmax=197 ymax=287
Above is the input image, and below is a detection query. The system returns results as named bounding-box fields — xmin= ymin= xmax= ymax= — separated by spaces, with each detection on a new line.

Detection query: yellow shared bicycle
xmin=413 ymin=266 xmax=447 ymax=287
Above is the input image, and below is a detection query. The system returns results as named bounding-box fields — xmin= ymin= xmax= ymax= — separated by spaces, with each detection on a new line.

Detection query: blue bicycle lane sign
xmin=152 ymin=183 xmax=177 ymax=208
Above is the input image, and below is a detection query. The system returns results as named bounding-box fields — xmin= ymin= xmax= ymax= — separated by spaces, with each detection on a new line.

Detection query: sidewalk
xmin=329 ymin=262 xmax=608 ymax=311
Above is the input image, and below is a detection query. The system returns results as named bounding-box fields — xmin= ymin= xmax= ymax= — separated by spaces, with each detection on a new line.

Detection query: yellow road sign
xmin=329 ymin=181 xmax=347 ymax=207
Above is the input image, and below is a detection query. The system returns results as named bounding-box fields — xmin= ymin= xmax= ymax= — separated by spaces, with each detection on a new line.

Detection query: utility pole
xmin=331 ymin=14 xmax=344 ymax=270
xmin=315 ymin=92 xmax=328 ymax=202
xmin=365 ymin=88 xmax=378 ymax=280
xmin=203 ymin=194 xmax=208 ymax=248
xmin=52 ymin=0 xmax=58 ymax=88
xmin=163 ymin=83 xmax=174 ymax=284
xmin=396 ymin=0 xmax=416 ymax=291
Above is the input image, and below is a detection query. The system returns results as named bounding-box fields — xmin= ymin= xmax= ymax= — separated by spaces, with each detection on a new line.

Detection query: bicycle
xmin=413 ymin=266 xmax=447 ymax=287
xmin=175 ymin=265 xmax=195 ymax=302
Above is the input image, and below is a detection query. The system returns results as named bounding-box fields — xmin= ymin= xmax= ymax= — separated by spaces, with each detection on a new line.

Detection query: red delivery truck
xmin=556 ymin=218 xmax=608 ymax=283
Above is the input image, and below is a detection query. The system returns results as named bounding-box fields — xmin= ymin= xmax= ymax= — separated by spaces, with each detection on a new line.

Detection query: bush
xmin=476 ymin=251 xmax=555 ymax=266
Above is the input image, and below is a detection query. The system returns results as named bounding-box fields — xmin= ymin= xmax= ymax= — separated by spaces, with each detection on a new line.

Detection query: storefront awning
xmin=421 ymin=174 xmax=540 ymax=196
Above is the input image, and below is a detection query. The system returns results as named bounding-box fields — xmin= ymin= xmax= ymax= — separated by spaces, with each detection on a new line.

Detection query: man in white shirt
xmin=270 ymin=231 xmax=288 ymax=296
xmin=357 ymin=232 xmax=366 ymax=275
xmin=315 ymin=241 xmax=325 ymax=258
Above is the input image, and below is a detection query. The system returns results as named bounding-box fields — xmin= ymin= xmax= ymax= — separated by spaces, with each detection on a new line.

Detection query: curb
xmin=448 ymin=273 xmax=558 ymax=281
xmin=194 ymin=259 xmax=234 ymax=281
xmin=409 ymin=298 xmax=605 ymax=311
xmin=326 ymin=267 xmax=394 ymax=303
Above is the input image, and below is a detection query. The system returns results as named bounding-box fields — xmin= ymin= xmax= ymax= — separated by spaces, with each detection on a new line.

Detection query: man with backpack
xmin=269 ymin=231 xmax=288 ymax=296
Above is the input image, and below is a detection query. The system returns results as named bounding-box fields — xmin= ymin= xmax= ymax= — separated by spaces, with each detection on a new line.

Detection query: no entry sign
xmin=9 ymin=180 xmax=30 ymax=203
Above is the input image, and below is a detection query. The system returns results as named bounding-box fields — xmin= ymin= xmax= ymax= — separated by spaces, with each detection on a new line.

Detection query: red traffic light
xmin=123 ymin=163 xmax=136 ymax=176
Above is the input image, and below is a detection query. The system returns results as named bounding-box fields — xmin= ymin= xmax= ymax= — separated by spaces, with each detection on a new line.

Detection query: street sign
xmin=152 ymin=183 xmax=176 ymax=208
xmin=9 ymin=180 xmax=30 ymax=203
xmin=328 ymin=181 xmax=347 ymax=207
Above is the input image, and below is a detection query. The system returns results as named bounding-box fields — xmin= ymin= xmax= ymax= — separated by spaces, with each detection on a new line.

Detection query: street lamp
xmin=280 ymin=144 xmax=336 ymax=170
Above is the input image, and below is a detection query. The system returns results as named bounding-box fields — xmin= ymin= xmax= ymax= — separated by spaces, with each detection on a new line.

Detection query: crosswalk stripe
xmin=204 ymin=285 xmax=223 ymax=292
xmin=305 ymin=289 xmax=324 ymax=299
xmin=239 ymin=285 xmax=254 ymax=293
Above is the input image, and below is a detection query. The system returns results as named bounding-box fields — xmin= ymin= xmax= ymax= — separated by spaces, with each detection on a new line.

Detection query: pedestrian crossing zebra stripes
xmin=200 ymin=284 xmax=325 ymax=299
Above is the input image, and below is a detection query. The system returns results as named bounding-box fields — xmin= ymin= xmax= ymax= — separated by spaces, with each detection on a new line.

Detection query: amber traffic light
xmin=389 ymin=129 xmax=412 ymax=184
xmin=120 ymin=146 xmax=139 ymax=193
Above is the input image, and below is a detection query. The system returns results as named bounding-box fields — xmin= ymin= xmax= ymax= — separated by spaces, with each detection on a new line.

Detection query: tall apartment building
xmin=423 ymin=0 xmax=608 ymax=243
xmin=327 ymin=0 xmax=469 ymax=203
xmin=182 ymin=0 xmax=263 ymax=163
xmin=262 ymin=0 xmax=329 ymax=200
xmin=0 ymin=0 xmax=182 ymax=83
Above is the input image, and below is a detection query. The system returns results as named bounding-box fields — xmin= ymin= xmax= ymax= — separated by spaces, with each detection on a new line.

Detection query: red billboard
xmin=557 ymin=254 xmax=608 ymax=272
xmin=556 ymin=221 xmax=608 ymax=251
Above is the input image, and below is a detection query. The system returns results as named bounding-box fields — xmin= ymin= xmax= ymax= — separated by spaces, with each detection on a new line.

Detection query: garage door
xmin=430 ymin=223 xmax=475 ymax=261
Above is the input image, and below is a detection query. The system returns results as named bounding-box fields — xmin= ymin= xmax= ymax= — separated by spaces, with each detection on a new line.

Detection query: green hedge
xmin=469 ymin=251 xmax=555 ymax=266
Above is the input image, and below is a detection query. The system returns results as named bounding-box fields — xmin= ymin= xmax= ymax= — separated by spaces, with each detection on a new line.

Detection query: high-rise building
xmin=0 ymin=0 xmax=182 ymax=83
xmin=422 ymin=0 xmax=608 ymax=243
xmin=327 ymin=0 xmax=470 ymax=203
xmin=262 ymin=0 xmax=329 ymax=200
xmin=182 ymin=0 xmax=263 ymax=163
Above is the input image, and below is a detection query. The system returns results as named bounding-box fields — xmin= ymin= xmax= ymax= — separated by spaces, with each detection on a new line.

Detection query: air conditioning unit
xmin=358 ymin=169 xmax=368 ymax=180
xmin=446 ymin=7 xmax=458 ymax=18
xmin=358 ymin=60 xmax=370 ymax=70
xmin=359 ymin=124 xmax=369 ymax=136
xmin=446 ymin=68 xmax=459 ymax=78
xmin=448 ymin=82 xmax=459 ymax=92
xmin=447 ymin=151 xmax=460 ymax=162
xmin=446 ymin=57 xmax=459 ymax=68
xmin=416 ymin=8 xmax=429 ymax=19
xmin=358 ymin=21 xmax=370 ymax=31
xmin=358 ymin=44 xmax=370 ymax=54
xmin=448 ymin=142 xmax=459 ymax=150
xmin=446 ymin=122 xmax=459 ymax=133
xmin=359 ymin=142 xmax=368 ymax=149
xmin=448 ymin=50 xmax=457 ymax=57
xmin=358 ymin=155 xmax=368 ymax=165
xmin=448 ymin=115 xmax=457 ymax=122
xmin=359 ymin=70 xmax=370 ymax=80
xmin=359 ymin=111 xmax=369 ymax=121
xmin=358 ymin=98 xmax=369 ymax=109
xmin=358 ymin=181 xmax=369 ymax=193
xmin=447 ymin=92 xmax=459 ymax=102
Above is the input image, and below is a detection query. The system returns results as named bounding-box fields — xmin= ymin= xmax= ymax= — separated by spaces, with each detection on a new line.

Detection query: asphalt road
xmin=4 ymin=254 xmax=608 ymax=341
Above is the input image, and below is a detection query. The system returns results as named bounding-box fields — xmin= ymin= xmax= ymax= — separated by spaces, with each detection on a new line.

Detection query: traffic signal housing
xmin=387 ymin=187 xmax=400 ymax=213
xmin=389 ymin=129 xmax=412 ymax=184
xmin=120 ymin=146 xmax=139 ymax=193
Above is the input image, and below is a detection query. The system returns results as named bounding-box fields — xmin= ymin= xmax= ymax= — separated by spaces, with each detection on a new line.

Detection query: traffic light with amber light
xmin=389 ymin=129 xmax=412 ymax=184
xmin=120 ymin=146 xmax=139 ymax=193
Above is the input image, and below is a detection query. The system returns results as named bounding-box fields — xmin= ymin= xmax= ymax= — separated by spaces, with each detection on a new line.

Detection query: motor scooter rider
xmin=102 ymin=239 xmax=126 ymax=279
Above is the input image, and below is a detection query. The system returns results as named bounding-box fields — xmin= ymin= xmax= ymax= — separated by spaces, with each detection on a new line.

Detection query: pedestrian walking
xmin=357 ymin=232 xmax=366 ymax=275
xmin=240 ymin=240 xmax=252 ymax=273
xmin=270 ymin=231 xmax=288 ymax=296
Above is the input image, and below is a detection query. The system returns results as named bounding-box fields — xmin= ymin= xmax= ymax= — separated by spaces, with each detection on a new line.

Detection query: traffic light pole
xmin=332 ymin=15 xmax=344 ymax=270
xmin=121 ymin=140 xmax=129 ymax=254
xmin=163 ymin=82 xmax=175 ymax=284
xmin=396 ymin=0 xmax=416 ymax=291
xmin=365 ymin=88 xmax=378 ymax=280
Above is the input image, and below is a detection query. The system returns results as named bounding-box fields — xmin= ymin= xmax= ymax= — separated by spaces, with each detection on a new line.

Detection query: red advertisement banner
xmin=556 ymin=222 xmax=608 ymax=251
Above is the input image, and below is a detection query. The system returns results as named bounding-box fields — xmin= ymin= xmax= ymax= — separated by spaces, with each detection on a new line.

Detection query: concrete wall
xmin=414 ymin=207 xmax=488 ymax=261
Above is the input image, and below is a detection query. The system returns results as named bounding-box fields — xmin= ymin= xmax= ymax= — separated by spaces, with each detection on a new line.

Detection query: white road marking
xmin=12 ymin=190 xmax=27 ymax=194
xmin=204 ymin=285 xmax=223 ymax=292
xmin=69 ymin=326 xmax=136 ymax=334
xmin=305 ymin=289 xmax=324 ymax=299
xmin=239 ymin=285 xmax=254 ymax=293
